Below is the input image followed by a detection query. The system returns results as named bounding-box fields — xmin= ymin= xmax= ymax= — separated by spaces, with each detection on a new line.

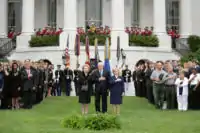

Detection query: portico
xmin=0 ymin=0 xmax=198 ymax=50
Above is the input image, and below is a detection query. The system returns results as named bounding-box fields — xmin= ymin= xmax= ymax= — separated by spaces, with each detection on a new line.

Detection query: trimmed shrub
xmin=62 ymin=114 xmax=121 ymax=130
xmin=129 ymin=35 xmax=159 ymax=47
xmin=180 ymin=49 xmax=200 ymax=65
xmin=188 ymin=35 xmax=200 ymax=52
xmin=29 ymin=35 xmax=59 ymax=47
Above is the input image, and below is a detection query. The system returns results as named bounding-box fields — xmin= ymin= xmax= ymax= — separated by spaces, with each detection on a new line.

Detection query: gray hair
xmin=98 ymin=62 xmax=104 ymax=66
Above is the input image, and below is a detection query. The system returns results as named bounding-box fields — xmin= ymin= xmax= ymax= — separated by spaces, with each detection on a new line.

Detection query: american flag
xmin=65 ymin=34 xmax=70 ymax=66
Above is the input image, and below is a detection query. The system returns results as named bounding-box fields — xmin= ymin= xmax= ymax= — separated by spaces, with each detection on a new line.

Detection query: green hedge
xmin=62 ymin=114 xmax=121 ymax=130
xmin=180 ymin=49 xmax=200 ymax=65
xmin=80 ymin=33 xmax=110 ymax=46
xmin=129 ymin=35 xmax=159 ymax=47
xmin=188 ymin=35 xmax=200 ymax=52
xmin=29 ymin=35 xmax=59 ymax=47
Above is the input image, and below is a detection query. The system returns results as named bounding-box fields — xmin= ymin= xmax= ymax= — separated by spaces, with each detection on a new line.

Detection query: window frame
xmin=85 ymin=0 xmax=103 ymax=27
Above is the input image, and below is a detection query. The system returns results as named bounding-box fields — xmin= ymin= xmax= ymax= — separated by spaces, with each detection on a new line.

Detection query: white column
xmin=63 ymin=0 xmax=77 ymax=31
xmin=153 ymin=0 xmax=171 ymax=49
xmin=21 ymin=0 xmax=35 ymax=35
xmin=0 ymin=0 xmax=8 ymax=37
xmin=16 ymin=0 xmax=35 ymax=50
xmin=112 ymin=0 xmax=124 ymax=31
xmin=153 ymin=0 xmax=166 ymax=34
xmin=60 ymin=0 xmax=77 ymax=49
xmin=180 ymin=0 xmax=192 ymax=37
xmin=111 ymin=0 xmax=128 ymax=49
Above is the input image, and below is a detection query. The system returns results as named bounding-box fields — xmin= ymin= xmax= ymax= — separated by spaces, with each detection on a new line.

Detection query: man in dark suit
xmin=73 ymin=64 xmax=81 ymax=96
xmin=92 ymin=62 xmax=110 ymax=113
xmin=21 ymin=59 xmax=36 ymax=109
xmin=35 ymin=62 xmax=44 ymax=103
xmin=55 ymin=65 xmax=63 ymax=96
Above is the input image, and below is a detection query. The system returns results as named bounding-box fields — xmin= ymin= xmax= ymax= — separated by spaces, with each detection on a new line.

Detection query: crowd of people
xmin=1 ymin=58 xmax=200 ymax=114
xmin=131 ymin=60 xmax=200 ymax=111
xmin=0 ymin=60 xmax=55 ymax=109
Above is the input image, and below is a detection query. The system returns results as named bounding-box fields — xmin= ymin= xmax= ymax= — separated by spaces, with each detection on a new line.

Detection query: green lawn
xmin=0 ymin=97 xmax=200 ymax=133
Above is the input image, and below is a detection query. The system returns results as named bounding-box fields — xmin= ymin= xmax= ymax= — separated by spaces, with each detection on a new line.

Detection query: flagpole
xmin=76 ymin=56 xmax=79 ymax=69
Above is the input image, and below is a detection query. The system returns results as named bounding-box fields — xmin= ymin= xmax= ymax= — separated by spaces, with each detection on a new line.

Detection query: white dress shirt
xmin=189 ymin=73 xmax=200 ymax=85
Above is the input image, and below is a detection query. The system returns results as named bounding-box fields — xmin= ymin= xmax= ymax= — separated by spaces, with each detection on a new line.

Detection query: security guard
xmin=63 ymin=65 xmax=73 ymax=96
xmin=122 ymin=65 xmax=132 ymax=96
xmin=55 ymin=65 xmax=63 ymax=96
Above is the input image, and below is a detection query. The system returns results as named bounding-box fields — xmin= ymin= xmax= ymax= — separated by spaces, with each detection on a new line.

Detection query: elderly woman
xmin=109 ymin=68 xmax=124 ymax=115
xmin=78 ymin=64 xmax=92 ymax=114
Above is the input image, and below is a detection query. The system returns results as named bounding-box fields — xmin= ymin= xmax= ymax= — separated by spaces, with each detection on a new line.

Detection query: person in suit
xmin=74 ymin=64 xmax=81 ymax=96
xmin=0 ymin=64 xmax=4 ymax=109
xmin=63 ymin=65 xmax=73 ymax=96
xmin=9 ymin=62 xmax=22 ymax=109
xmin=78 ymin=64 xmax=93 ymax=114
xmin=109 ymin=68 xmax=124 ymax=115
xmin=48 ymin=65 xmax=54 ymax=96
xmin=43 ymin=62 xmax=49 ymax=98
xmin=136 ymin=64 xmax=145 ymax=97
xmin=132 ymin=67 xmax=137 ymax=96
xmin=144 ymin=62 xmax=154 ymax=104
xmin=55 ymin=65 xmax=63 ymax=96
xmin=188 ymin=68 xmax=200 ymax=109
xmin=122 ymin=65 xmax=132 ymax=96
xmin=21 ymin=59 xmax=36 ymax=109
xmin=92 ymin=62 xmax=110 ymax=113
xmin=1 ymin=64 xmax=10 ymax=109
xmin=35 ymin=62 xmax=44 ymax=103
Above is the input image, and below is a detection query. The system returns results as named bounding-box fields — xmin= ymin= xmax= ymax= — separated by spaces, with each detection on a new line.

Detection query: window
xmin=8 ymin=0 xmax=22 ymax=32
xmin=85 ymin=0 xmax=102 ymax=27
xmin=48 ymin=0 xmax=57 ymax=28
xmin=132 ymin=0 xmax=140 ymax=26
xmin=8 ymin=2 xmax=15 ymax=31
xmin=166 ymin=0 xmax=180 ymax=31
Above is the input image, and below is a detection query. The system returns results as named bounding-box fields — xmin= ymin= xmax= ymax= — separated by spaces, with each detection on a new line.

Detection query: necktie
xmin=27 ymin=69 xmax=30 ymax=80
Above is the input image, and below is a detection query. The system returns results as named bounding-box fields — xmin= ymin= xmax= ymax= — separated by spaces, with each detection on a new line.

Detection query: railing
xmin=174 ymin=38 xmax=190 ymax=56
xmin=0 ymin=38 xmax=15 ymax=57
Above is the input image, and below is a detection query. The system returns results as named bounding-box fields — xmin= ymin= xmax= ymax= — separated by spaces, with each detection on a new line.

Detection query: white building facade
xmin=0 ymin=0 xmax=200 ymax=49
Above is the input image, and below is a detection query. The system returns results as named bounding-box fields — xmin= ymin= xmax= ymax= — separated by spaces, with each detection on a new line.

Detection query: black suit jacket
xmin=21 ymin=68 xmax=36 ymax=91
xmin=92 ymin=69 xmax=110 ymax=92
xmin=64 ymin=68 xmax=73 ymax=81
xmin=55 ymin=70 xmax=63 ymax=83
xmin=122 ymin=69 xmax=132 ymax=82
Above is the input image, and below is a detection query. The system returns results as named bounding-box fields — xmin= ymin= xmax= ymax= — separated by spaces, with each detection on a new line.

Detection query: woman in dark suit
xmin=10 ymin=62 xmax=21 ymax=109
xmin=109 ymin=68 xmax=124 ymax=115
xmin=144 ymin=62 xmax=154 ymax=104
xmin=78 ymin=64 xmax=92 ymax=114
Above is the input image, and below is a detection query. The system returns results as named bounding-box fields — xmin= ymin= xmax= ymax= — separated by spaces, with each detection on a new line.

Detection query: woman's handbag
xmin=81 ymin=83 xmax=88 ymax=91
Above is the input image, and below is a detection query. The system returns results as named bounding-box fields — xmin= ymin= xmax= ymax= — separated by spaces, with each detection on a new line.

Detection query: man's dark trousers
xmin=23 ymin=89 xmax=33 ymax=109
xmin=95 ymin=88 xmax=107 ymax=113
xmin=65 ymin=81 xmax=71 ymax=96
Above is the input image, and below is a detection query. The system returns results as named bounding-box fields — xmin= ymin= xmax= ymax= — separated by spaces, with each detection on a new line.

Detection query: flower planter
xmin=129 ymin=43 xmax=158 ymax=47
